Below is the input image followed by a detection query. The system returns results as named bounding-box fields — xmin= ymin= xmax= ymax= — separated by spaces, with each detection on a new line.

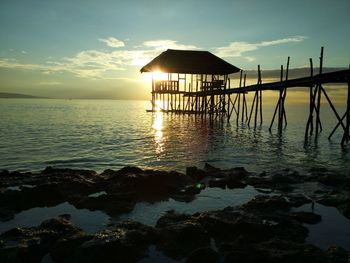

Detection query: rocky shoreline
xmin=0 ymin=164 xmax=350 ymax=262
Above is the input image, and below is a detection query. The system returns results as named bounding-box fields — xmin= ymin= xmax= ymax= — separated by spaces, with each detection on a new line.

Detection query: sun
xmin=141 ymin=70 xmax=168 ymax=84
xmin=152 ymin=70 xmax=168 ymax=81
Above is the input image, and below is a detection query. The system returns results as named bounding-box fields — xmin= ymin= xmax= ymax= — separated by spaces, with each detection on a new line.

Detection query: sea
xmin=1 ymin=98 xmax=350 ymax=255
xmin=0 ymin=98 xmax=349 ymax=173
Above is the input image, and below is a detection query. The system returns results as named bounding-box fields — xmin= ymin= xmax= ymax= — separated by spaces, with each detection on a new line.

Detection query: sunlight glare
xmin=152 ymin=111 xmax=165 ymax=156
xmin=152 ymin=70 xmax=168 ymax=81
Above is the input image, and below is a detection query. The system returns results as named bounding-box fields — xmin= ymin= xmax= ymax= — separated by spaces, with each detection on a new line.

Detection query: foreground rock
xmin=1 ymin=165 xmax=350 ymax=262
xmin=0 ymin=215 xmax=86 ymax=263
xmin=0 ymin=195 xmax=349 ymax=262
xmin=0 ymin=166 xmax=195 ymax=221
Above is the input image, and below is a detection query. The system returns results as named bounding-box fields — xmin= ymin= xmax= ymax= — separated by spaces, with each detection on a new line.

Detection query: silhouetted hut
xmin=141 ymin=49 xmax=240 ymax=113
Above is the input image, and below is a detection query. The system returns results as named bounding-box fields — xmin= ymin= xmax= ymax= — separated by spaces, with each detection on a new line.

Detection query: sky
xmin=0 ymin=0 xmax=349 ymax=100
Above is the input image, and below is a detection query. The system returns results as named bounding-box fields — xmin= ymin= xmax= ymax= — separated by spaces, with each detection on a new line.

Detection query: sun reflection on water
xmin=152 ymin=111 xmax=165 ymax=157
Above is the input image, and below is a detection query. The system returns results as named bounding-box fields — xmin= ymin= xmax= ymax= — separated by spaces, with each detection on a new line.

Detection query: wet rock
xmin=50 ymin=234 xmax=93 ymax=263
xmin=62 ymin=221 xmax=156 ymax=263
xmin=309 ymin=167 xmax=328 ymax=175
xmin=224 ymin=239 xmax=265 ymax=263
xmin=326 ymin=246 xmax=350 ymax=263
xmin=226 ymin=179 xmax=246 ymax=189
xmin=289 ymin=211 xmax=321 ymax=224
xmin=0 ymin=216 xmax=83 ymax=263
xmin=156 ymin=211 xmax=191 ymax=228
xmin=117 ymin=166 xmax=144 ymax=175
xmin=223 ymin=237 xmax=333 ymax=263
xmin=185 ymin=247 xmax=219 ymax=263
xmin=225 ymin=167 xmax=249 ymax=181
xmin=0 ymin=170 xmax=10 ymax=177
xmin=196 ymin=208 xmax=275 ymax=244
xmin=242 ymin=195 xmax=291 ymax=212
xmin=338 ymin=203 xmax=350 ymax=219
xmin=317 ymin=192 xmax=350 ymax=207
xmin=204 ymin=163 xmax=221 ymax=173
xmin=208 ymin=178 xmax=226 ymax=189
xmin=255 ymin=188 xmax=273 ymax=194
xmin=245 ymin=176 xmax=272 ymax=189
xmin=271 ymin=173 xmax=299 ymax=184
xmin=0 ymin=207 xmax=15 ymax=222
xmin=204 ymin=163 xmax=224 ymax=178
xmin=181 ymin=184 xmax=202 ymax=196
xmin=156 ymin=213 xmax=210 ymax=259
xmin=42 ymin=166 xmax=98 ymax=177
xmin=318 ymin=173 xmax=350 ymax=188
xmin=106 ymin=169 xmax=194 ymax=201
xmin=186 ymin=166 xmax=207 ymax=181
xmin=186 ymin=166 xmax=198 ymax=177
xmin=73 ymin=193 xmax=136 ymax=216
xmin=285 ymin=194 xmax=312 ymax=207
xmin=256 ymin=238 xmax=330 ymax=263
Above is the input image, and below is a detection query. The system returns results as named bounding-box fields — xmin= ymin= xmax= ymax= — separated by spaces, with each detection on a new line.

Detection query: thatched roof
xmin=140 ymin=49 xmax=240 ymax=75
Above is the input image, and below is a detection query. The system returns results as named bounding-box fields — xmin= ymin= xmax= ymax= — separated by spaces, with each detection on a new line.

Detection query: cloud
xmin=0 ymin=38 xmax=197 ymax=79
xmin=143 ymin=40 xmax=198 ymax=50
xmin=38 ymin=81 xmax=62 ymax=86
xmin=215 ymin=36 xmax=306 ymax=59
xmin=98 ymin=37 xmax=125 ymax=48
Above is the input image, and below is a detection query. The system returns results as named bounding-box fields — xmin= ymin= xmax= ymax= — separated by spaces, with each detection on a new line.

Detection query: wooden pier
xmin=141 ymin=48 xmax=350 ymax=146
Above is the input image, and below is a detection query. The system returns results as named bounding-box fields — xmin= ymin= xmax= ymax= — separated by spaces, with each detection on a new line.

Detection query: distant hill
xmin=0 ymin=92 xmax=48 ymax=99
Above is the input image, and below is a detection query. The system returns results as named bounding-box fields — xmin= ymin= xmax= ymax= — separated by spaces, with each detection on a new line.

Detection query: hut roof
xmin=140 ymin=49 xmax=240 ymax=75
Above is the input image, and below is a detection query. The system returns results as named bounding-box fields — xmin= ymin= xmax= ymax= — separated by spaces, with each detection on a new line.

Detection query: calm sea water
xmin=1 ymin=98 xmax=350 ymax=252
xmin=0 ymin=98 xmax=349 ymax=173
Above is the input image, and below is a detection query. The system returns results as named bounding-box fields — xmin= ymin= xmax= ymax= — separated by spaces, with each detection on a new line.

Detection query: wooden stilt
xmin=341 ymin=81 xmax=350 ymax=145
xmin=305 ymin=58 xmax=314 ymax=141
xmin=269 ymin=65 xmax=283 ymax=131
xmin=248 ymin=91 xmax=257 ymax=127
xmin=237 ymin=72 xmax=242 ymax=124
xmin=280 ymin=57 xmax=289 ymax=130
xmin=242 ymin=74 xmax=247 ymax=123
xmin=315 ymin=47 xmax=324 ymax=140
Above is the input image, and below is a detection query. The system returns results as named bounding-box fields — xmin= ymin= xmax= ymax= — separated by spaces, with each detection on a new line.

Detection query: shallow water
xmin=0 ymin=202 xmax=109 ymax=234
xmin=0 ymin=99 xmax=349 ymax=174
xmin=117 ymin=186 xmax=259 ymax=226
xmin=294 ymin=203 xmax=350 ymax=251
xmin=0 ymin=186 xmax=258 ymax=234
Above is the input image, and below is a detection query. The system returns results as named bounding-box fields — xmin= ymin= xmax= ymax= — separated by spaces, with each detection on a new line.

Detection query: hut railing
xmin=155 ymin=80 xmax=179 ymax=92
xmin=201 ymin=80 xmax=224 ymax=91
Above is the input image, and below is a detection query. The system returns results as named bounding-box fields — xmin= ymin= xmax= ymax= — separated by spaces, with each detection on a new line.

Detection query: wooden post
xmin=254 ymin=65 xmax=262 ymax=128
xmin=227 ymin=94 xmax=231 ymax=122
xmin=151 ymin=74 xmax=155 ymax=111
xmin=305 ymin=58 xmax=315 ymax=141
xmin=242 ymin=74 xmax=247 ymax=122
xmin=280 ymin=56 xmax=290 ymax=130
xmin=248 ymin=92 xmax=257 ymax=127
xmin=237 ymin=72 xmax=242 ymax=124
xmin=341 ymin=81 xmax=350 ymax=145
xmin=315 ymin=47 xmax=324 ymax=140
xmin=269 ymin=65 xmax=283 ymax=131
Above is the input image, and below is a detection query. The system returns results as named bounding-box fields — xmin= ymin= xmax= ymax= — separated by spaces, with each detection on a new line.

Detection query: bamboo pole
xmin=237 ymin=72 xmax=242 ymax=124
xmin=248 ymin=92 xmax=257 ymax=127
xmin=315 ymin=47 xmax=324 ymax=139
xmin=242 ymin=74 xmax=247 ymax=122
xmin=269 ymin=65 xmax=283 ymax=131
xmin=341 ymin=81 xmax=350 ymax=145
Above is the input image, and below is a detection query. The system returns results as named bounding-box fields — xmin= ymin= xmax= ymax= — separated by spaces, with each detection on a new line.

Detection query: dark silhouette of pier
xmin=141 ymin=47 xmax=350 ymax=146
